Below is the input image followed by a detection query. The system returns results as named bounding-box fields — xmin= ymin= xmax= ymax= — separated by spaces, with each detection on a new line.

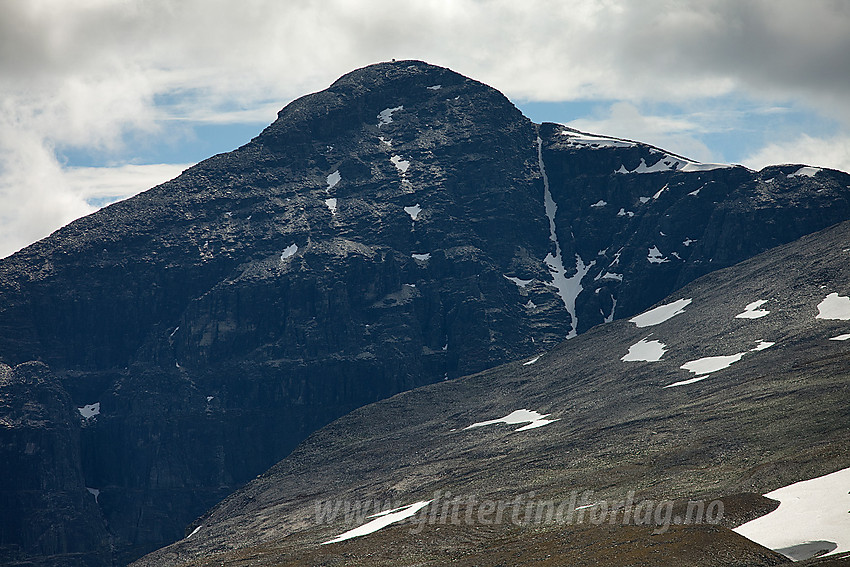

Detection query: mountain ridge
xmin=0 ymin=60 xmax=848 ymax=566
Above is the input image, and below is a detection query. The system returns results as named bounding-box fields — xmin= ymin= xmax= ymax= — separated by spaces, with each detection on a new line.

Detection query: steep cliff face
xmin=0 ymin=362 xmax=111 ymax=567
xmin=0 ymin=60 xmax=848 ymax=565
xmin=537 ymin=123 xmax=850 ymax=332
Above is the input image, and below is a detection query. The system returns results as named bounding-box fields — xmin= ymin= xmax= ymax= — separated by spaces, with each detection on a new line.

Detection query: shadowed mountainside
xmin=137 ymin=218 xmax=850 ymax=566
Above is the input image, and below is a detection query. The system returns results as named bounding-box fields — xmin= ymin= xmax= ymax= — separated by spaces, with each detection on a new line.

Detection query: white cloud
xmin=743 ymin=134 xmax=850 ymax=173
xmin=0 ymin=69 xmax=164 ymax=257
xmin=65 ymin=163 xmax=192 ymax=203
xmin=0 ymin=132 xmax=93 ymax=258
xmin=567 ymin=102 xmax=718 ymax=162
xmin=0 ymin=155 xmax=189 ymax=259
xmin=1 ymin=0 xmax=849 ymax=256
xmin=5 ymin=1 xmax=850 ymax=118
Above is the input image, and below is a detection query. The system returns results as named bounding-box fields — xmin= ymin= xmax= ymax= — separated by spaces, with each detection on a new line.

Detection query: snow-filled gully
xmin=537 ymin=136 xmax=594 ymax=337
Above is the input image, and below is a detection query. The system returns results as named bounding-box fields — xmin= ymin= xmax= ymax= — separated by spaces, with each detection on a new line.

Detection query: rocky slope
xmin=136 ymin=217 xmax=850 ymax=567
xmin=0 ymin=60 xmax=849 ymax=565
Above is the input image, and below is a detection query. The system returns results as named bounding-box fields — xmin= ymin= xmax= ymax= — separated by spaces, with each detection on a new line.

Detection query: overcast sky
xmin=2 ymin=0 xmax=849 ymax=258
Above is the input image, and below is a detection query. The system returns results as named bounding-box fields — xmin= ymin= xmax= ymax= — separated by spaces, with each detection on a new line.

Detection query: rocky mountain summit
xmin=1 ymin=60 xmax=849 ymax=566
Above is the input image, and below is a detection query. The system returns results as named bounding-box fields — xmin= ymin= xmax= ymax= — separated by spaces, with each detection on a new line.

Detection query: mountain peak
xmin=256 ymin=59 xmax=525 ymax=149
xmin=1 ymin=62 xmax=849 ymax=566
xmin=328 ymin=59 xmax=454 ymax=89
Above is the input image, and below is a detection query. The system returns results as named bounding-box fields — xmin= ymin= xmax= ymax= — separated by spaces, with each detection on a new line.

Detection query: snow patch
xmin=280 ymin=244 xmax=298 ymax=260
xmin=682 ymin=238 xmax=696 ymax=247
xmin=591 ymin=200 xmax=607 ymax=208
xmin=664 ymin=375 xmax=709 ymax=388
xmin=596 ymin=272 xmax=623 ymax=282
xmin=647 ymin=246 xmax=670 ymax=264
xmin=390 ymin=155 xmax=410 ymax=173
xmin=621 ymin=338 xmax=667 ymax=362
xmin=515 ymin=420 xmax=558 ymax=432
xmin=378 ymin=106 xmax=403 ymax=126
xmin=829 ymin=333 xmax=850 ymax=341
xmin=734 ymin=466 xmax=850 ymax=560
xmin=816 ymin=293 xmax=850 ymax=320
xmin=679 ymin=341 xmax=773 ymax=377
xmin=522 ymin=356 xmax=540 ymax=366
xmin=426 ymin=84 xmax=442 ymax=90
xmin=412 ymin=253 xmax=430 ymax=261
xmin=323 ymin=500 xmax=432 ymax=545
xmin=86 ymin=487 xmax=100 ymax=503
xmin=788 ymin=166 xmax=822 ymax=178
xmin=466 ymin=409 xmax=558 ymax=432
xmin=324 ymin=198 xmax=338 ymax=215
xmin=639 ymin=196 xmax=651 ymax=204
xmin=560 ymin=130 xmax=636 ymax=148
xmin=617 ymin=208 xmax=634 ymax=218
xmin=679 ymin=162 xmax=732 ymax=172
xmin=652 ymin=184 xmax=668 ymax=199
xmin=610 ymin=249 xmax=622 ymax=267
xmin=735 ymin=300 xmax=770 ymax=319
xmin=638 ymin=157 xmax=678 ymax=173
xmin=326 ymin=170 xmax=341 ymax=191
xmin=629 ymin=298 xmax=692 ymax=327
xmin=554 ymin=254 xmax=594 ymax=338
xmin=615 ymin=156 xmax=729 ymax=174
xmin=688 ymin=188 xmax=701 ymax=196
xmin=504 ymin=275 xmax=532 ymax=288
xmin=78 ymin=402 xmax=100 ymax=420
xmin=403 ymin=204 xmax=421 ymax=221
xmin=604 ymin=296 xmax=618 ymax=323
xmin=681 ymin=353 xmax=745 ymax=376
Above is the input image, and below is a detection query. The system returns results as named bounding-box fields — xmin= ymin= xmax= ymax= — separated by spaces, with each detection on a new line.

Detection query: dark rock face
xmin=0 ymin=60 xmax=848 ymax=565
xmin=0 ymin=362 xmax=111 ymax=567
xmin=537 ymin=123 xmax=850 ymax=332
